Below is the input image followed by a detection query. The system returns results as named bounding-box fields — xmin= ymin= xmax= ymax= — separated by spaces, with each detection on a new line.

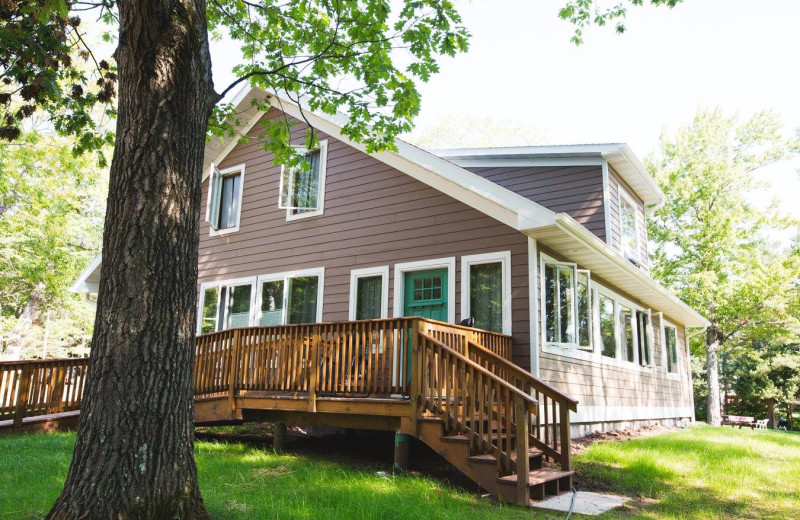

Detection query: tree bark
xmin=705 ymin=330 xmax=722 ymax=427
xmin=47 ymin=0 xmax=217 ymax=518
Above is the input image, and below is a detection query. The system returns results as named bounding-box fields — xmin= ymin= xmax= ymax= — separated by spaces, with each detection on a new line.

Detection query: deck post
xmin=273 ymin=422 xmax=287 ymax=451
xmin=393 ymin=431 xmax=410 ymax=472
xmin=559 ymin=403 xmax=572 ymax=471
xmin=515 ymin=399 xmax=531 ymax=505
xmin=308 ymin=325 xmax=320 ymax=413
xmin=13 ymin=364 xmax=33 ymax=430
xmin=409 ymin=319 xmax=423 ymax=436
xmin=228 ymin=329 xmax=241 ymax=418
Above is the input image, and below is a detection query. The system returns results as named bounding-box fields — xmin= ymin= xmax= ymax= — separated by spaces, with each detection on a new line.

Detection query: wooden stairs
xmin=417 ymin=416 xmax=574 ymax=504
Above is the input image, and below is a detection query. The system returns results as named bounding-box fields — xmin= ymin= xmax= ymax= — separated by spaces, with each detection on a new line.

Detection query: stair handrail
xmin=467 ymin=340 xmax=577 ymax=471
xmin=416 ymin=331 xmax=534 ymax=502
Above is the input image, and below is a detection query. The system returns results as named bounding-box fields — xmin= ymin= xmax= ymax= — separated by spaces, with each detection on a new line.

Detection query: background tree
xmin=647 ymin=108 xmax=800 ymax=426
xmin=5 ymin=0 xmax=470 ymax=518
xmin=0 ymin=0 xmax=686 ymax=517
xmin=0 ymin=131 xmax=106 ymax=360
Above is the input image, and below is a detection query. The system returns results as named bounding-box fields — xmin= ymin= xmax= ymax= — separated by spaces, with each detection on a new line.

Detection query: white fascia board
xmin=70 ymin=254 xmax=102 ymax=294
xmin=602 ymin=144 xmax=665 ymax=210
xmin=550 ymin=214 xmax=708 ymax=328
xmin=243 ymin=91 xmax=557 ymax=231
xmin=435 ymin=143 xmax=624 ymax=159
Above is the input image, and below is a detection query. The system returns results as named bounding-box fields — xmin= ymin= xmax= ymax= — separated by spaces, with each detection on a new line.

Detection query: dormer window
xmin=279 ymin=140 xmax=328 ymax=220
xmin=206 ymin=164 xmax=245 ymax=236
xmin=619 ymin=187 xmax=640 ymax=261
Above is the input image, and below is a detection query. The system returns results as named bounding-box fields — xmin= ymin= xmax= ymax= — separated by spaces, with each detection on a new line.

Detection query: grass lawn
xmin=1 ymin=426 xmax=798 ymax=520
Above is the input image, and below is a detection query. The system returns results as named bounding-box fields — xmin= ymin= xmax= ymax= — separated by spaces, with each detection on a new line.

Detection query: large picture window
xmin=462 ymin=252 xmax=511 ymax=335
xmin=279 ymin=140 xmax=328 ymax=220
xmin=206 ymin=163 xmax=245 ymax=235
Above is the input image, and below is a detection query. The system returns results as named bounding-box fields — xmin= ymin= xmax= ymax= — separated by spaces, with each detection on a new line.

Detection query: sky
xmin=209 ymin=0 xmax=800 ymax=219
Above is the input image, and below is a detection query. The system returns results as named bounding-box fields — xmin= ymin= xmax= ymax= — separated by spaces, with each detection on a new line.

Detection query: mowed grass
xmin=1 ymin=426 xmax=799 ymax=520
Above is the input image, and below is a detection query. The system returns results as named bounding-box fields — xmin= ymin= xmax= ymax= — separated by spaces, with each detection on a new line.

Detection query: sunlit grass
xmin=1 ymin=426 xmax=799 ymax=519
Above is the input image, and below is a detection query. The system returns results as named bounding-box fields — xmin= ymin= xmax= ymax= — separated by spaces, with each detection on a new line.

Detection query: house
xmin=70 ymin=87 xmax=707 ymax=503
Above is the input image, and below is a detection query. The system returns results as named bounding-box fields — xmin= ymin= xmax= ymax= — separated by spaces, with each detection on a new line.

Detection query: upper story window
xmin=619 ymin=187 xmax=640 ymax=261
xmin=279 ymin=140 xmax=328 ymax=221
xmin=206 ymin=164 xmax=245 ymax=236
xmin=541 ymin=255 xmax=591 ymax=351
xmin=462 ymin=252 xmax=511 ymax=335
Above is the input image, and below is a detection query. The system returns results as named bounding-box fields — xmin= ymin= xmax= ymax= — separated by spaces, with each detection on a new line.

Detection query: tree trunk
xmin=705 ymin=330 xmax=722 ymax=427
xmin=47 ymin=0 xmax=217 ymax=518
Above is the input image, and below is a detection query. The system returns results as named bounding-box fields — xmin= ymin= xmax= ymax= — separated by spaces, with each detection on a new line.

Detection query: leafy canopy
xmin=559 ymin=0 xmax=683 ymax=45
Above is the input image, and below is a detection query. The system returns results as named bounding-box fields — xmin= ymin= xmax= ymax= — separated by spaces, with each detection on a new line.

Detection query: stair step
xmin=418 ymin=416 xmax=444 ymax=424
xmin=440 ymin=434 xmax=470 ymax=443
xmin=468 ymin=449 xmax=543 ymax=465
xmin=497 ymin=468 xmax=574 ymax=487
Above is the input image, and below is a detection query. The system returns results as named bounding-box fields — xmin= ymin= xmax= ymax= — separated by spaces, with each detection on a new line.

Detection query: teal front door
xmin=402 ymin=268 xmax=449 ymax=387
xmin=403 ymin=269 xmax=449 ymax=320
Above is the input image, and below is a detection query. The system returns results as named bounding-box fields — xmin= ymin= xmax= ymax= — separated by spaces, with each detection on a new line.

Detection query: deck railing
xmin=465 ymin=340 xmax=578 ymax=471
xmin=0 ymin=358 xmax=89 ymax=428
xmin=415 ymin=330 xmax=534 ymax=503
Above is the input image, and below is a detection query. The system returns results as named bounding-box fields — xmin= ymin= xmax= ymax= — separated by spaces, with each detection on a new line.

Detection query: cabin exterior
xmin=72 ymin=88 xmax=706 ymax=438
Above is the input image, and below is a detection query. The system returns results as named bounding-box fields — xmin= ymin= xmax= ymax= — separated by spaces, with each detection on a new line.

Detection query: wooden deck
xmin=1 ymin=317 xmax=578 ymax=506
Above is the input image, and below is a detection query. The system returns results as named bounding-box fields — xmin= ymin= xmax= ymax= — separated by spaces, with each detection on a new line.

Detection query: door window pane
xmin=201 ymin=288 xmax=219 ymax=334
xmin=259 ymin=280 xmax=284 ymax=326
xmin=226 ymin=285 xmax=252 ymax=329
xmin=355 ymin=275 xmax=382 ymax=320
xmin=599 ymin=294 xmax=616 ymax=358
xmin=469 ymin=262 xmax=503 ymax=333
xmin=288 ymin=276 xmax=319 ymax=324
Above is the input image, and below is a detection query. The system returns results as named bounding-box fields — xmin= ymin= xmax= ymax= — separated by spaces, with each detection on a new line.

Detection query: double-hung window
xmin=636 ymin=310 xmax=653 ymax=367
xmin=279 ymin=140 xmax=328 ymax=220
xmin=349 ymin=267 xmax=389 ymax=321
xmin=619 ymin=187 xmax=640 ymax=261
xmin=662 ymin=321 xmax=679 ymax=374
xmin=206 ymin=164 xmax=245 ymax=236
xmin=200 ymin=279 xmax=255 ymax=334
xmin=462 ymin=252 xmax=511 ymax=335
xmin=541 ymin=255 xmax=591 ymax=351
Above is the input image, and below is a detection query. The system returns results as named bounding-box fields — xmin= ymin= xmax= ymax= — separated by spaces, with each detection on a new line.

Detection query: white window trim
xmin=207 ymin=163 xmax=246 ymax=237
xmin=283 ymin=139 xmax=328 ymax=221
xmin=539 ymin=253 xmax=579 ymax=350
xmin=661 ymin=317 xmax=681 ymax=380
xmin=348 ymin=266 xmax=390 ymax=320
xmin=460 ymin=251 xmax=512 ymax=335
xmin=393 ymin=257 xmax=456 ymax=324
xmin=197 ymin=276 xmax=258 ymax=334
xmin=540 ymin=267 xmax=656 ymax=373
xmin=618 ymin=186 xmax=641 ymax=261
xmin=255 ymin=267 xmax=326 ymax=325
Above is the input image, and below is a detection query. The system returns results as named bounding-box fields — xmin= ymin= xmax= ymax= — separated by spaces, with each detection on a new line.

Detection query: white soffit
xmin=70 ymin=254 xmax=102 ymax=294
xmin=528 ymin=214 xmax=708 ymax=328
xmin=438 ymin=144 xmax=665 ymax=209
